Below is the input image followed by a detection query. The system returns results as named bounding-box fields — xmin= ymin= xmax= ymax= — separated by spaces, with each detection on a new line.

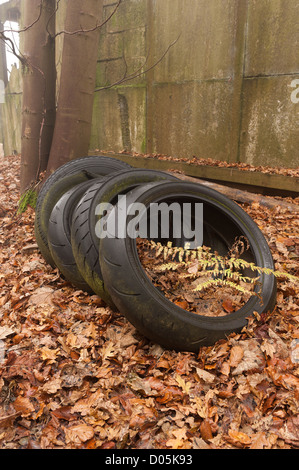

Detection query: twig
xmin=0 ymin=1 xmax=43 ymax=35
xmin=53 ymin=0 xmax=122 ymax=38
xmin=95 ymin=34 xmax=181 ymax=92
xmin=0 ymin=32 xmax=25 ymax=64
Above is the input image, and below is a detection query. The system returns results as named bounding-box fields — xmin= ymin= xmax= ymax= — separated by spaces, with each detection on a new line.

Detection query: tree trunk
xmin=45 ymin=0 xmax=103 ymax=177
xmin=20 ymin=0 xmax=56 ymax=193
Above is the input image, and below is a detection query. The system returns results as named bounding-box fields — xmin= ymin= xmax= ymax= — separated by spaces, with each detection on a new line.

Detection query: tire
xmin=47 ymin=178 xmax=105 ymax=292
xmin=71 ymin=169 xmax=179 ymax=306
xmin=99 ymin=181 xmax=277 ymax=352
xmin=34 ymin=155 xmax=132 ymax=266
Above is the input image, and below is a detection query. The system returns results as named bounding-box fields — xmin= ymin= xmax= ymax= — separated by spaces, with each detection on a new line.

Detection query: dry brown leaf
xmin=220 ymin=361 xmax=230 ymax=376
xmin=228 ymin=430 xmax=252 ymax=446
xmin=42 ymin=378 xmax=62 ymax=394
xmin=0 ymin=326 xmax=15 ymax=340
xmin=64 ymin=424 xmax=95 ymax=444
xmin=249 ymin=432 xmax=269 ymax=449
xmin=29 ymin=287 xmax=54 ymax=306
xmin=175 ymin=374 xmax=192 ymax=394
xmin=229 ymin=345 xmax=244 ymax=367
xmin=231 ymin=339 xmax=265 ymax=375
xmin=38 ymin=347 xmax=60 ymax=363
xmin=196 ymin=368 xmax=215 ymax=384
xmin=200 ymin=419 xmax=213 ymax=441
xmin=13 ymin=397 xmax=35 ymax=417
xmin=222 ymin=299 xmax=234 ymax=313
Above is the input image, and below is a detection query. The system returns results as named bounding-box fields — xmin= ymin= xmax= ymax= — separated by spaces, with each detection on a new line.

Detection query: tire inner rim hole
xmin=133 ymin=196 xmax=259 ymax=318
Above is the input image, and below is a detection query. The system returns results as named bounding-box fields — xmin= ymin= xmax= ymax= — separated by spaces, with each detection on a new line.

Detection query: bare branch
xmin=0 ymin=31 xmax=25 ymax=64
xmin=0 ymin=2 xmax=43 ymax=34
xmin=0 ymin=1 xmax=44 ymax=64
xmin=94 ymin=34 xmax=181 ymax=92
xmin=54 ymin=0 xmax=122 ymax=38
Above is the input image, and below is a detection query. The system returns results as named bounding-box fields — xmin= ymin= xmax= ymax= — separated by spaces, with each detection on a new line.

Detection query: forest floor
xmin=0 ymin=153 xmax=298 ymax=450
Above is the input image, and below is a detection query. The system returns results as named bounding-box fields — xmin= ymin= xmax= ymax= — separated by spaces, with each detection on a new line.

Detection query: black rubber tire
xmin=99 ymin=181 xmax=277 ymax=352
xmin=34 ymin=155 xmax=132 ymax=266
xmin=71 ymin=169 xmax=179 ymax=306
xmin=47 ymin=178 xmax=105 ymax=292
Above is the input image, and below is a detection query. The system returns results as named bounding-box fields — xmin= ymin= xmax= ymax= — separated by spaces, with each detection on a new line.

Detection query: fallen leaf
xmin=200 ymin=419 xmax=213 ymax=441
xmin=174 ymin=300 xmax=189 ymax=310
xmin=220 ymin=361 xmax=230 ymax=376
xmin=0 ymin=326 xmax=15 ymax=340
xmin=39 ymin=347 xmax=60 ymax=363
xmin=13 ymin=397 xmax=35 ymax=417
xmin=229 ymin=345 xmax=244 ymax=367
xmin=222 ymin=299 xmax=234 ymax=313
xmin=250 ymin=432 xmax=269 ymax=449
xmin=29 ymin=287 xmax=54 ymax=306
xmin=231 ymin=339 xmax=265 ymax=375
xmin=228 ymin=430 xmax=251 ymax=446
xmin=64 ymin=424 xmax=95 ymax=444
xmin=42 ymin=378 xmax=62 ymax=394
xmin=175 ymin=374 xmax=192 ymax=394
xmin=196 ymin=368 xmax=215 ymax=384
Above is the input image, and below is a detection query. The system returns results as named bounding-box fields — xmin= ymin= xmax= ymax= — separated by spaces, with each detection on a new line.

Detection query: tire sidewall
xmin=100 ymin=181 xmax=277 ymax=350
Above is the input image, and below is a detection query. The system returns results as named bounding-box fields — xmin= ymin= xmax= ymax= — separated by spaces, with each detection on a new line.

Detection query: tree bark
xmin=45 ymin=0 xmax=103 ymax=177
xmin=20 ymin=0 xmax=56 ymax=193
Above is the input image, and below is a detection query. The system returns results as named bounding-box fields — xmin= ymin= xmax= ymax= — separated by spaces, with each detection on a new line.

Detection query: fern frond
xmin=146 ymin=240 xmax=299 ymax=287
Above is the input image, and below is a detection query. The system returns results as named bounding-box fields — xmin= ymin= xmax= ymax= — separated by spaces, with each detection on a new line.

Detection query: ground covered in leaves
xmin=0 ymin=154 xmax=298 ymax=449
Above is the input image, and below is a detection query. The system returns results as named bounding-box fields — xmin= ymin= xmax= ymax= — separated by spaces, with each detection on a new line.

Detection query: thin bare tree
xmin=45 ymin=0 xmax=104 ymax=177
xmin=20 ymin=0 xmax=56 ymax=192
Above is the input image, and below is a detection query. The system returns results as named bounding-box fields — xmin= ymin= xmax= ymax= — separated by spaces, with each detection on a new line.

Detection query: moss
xmin=18 ymin=189 xmax=37 ymax=214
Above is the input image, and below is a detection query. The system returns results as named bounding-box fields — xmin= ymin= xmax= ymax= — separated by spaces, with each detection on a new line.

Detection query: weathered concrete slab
xmin=90 ymin=85 xmax=146 ymax=153
xmin=104 ymin=0 xmax=146 ymax=33
xmin=148 ymin=80 xmax=234 ymax=161
xmin=151 ymin=0 xmax=238 ymax=83
xmin=240 ymin=76 xmax=299 ymax=168
xmin=245 ymin=0 xmax=299 ymax=77
xmin=97 ymin=26 xmax=147 ymax=87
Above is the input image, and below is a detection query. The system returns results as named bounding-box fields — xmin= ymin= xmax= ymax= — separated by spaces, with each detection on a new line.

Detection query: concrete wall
xmin=90 ymin=0 xmax=299 ymax=168
xmin=0 ymin=65 xmax=22 ymax=155
xmin=1 ymin=0 xmax=298 ymax=168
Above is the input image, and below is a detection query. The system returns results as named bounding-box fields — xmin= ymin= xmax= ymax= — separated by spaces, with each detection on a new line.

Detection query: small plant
xmin=144 ymin=239 xmax=298 ymax=302
xmin=17 ymin=188 xmax=37 ymax=214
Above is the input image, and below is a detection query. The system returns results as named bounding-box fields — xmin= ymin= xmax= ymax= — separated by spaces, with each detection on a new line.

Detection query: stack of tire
xmin=34 ymin=155 xmax=277 ymax=352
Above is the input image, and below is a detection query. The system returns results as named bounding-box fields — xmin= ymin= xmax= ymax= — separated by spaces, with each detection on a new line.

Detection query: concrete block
xmin=239 ymin=76 xmax=299 ymax=168
xmin=105 ymin=0 xmax=146 ymax=33
xmin=90 ymin=85 xmax=146 ymax=153
xmin=149 ymin=80 xmax=234 ymax=161
xmin=245 ymin=0 xmax=299 ymax=76
xmin=151 ymin=0 xmax=237 ymax=83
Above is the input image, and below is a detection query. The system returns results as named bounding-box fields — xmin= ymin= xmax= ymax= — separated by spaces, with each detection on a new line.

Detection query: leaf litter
xmin=0 ymin=154 xmax=298 ymax=449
